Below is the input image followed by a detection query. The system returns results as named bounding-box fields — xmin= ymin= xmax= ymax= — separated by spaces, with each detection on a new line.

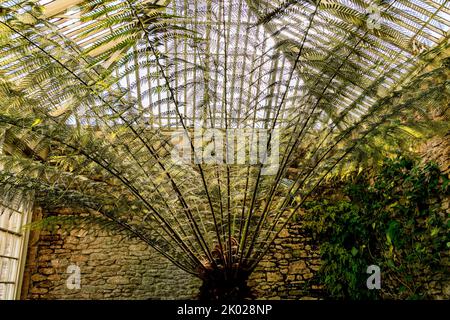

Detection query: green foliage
xmin=303 ymin=157 xmax=449 ymax=299
xmin=0 ymin=0 xmax=449 ymax=285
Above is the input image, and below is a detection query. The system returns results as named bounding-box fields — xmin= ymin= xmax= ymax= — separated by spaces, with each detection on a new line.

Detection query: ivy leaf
xmin=430 ymin=228 xmax=439 ymax=237
xmin=351 ymin=247 xmax=358 ymax=256
xmin=386 ymin=220 xmax=400 ymax=246
xmin=386 ymin=259 xmax=395 ymax=269
xmin=386 ymin=232 xmax=392 ymax=245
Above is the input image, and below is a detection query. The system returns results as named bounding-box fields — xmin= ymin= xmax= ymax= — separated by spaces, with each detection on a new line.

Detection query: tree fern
xmin=0 ymin=0 xmax=448 ymax=300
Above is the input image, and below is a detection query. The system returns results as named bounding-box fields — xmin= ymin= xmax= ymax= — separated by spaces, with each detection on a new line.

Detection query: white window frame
xmin=0 ymin=130 xmax=33 ymax=300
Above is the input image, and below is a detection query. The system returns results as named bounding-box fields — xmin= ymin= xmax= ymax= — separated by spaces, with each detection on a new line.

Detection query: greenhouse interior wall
xmin=20 ymin=136 xmax=450 ymax=300
xmin=1 ymin=0 xmax=450 ymax=303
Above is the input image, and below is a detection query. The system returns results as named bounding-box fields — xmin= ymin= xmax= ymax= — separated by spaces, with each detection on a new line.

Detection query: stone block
xmin=65 ymin=236 xmax=80 ymax=244
xmin=39 ymin=268 xmax=55 ymax=275
xmin=267 ymin=272 xmax=283 ymax=282
xmin=71 ymin=255 xmax=89 ymax=263
xmin=288 ymin=260 xmax=306 ymax=274
xmin=129 ymin=244 xmax=148 ymax=252
xmin=258 ymin=261 xmax=275 ymax=268
xmin=47 ymin=274 xmax=61 ymax=281
xmin=31 ymin=274 xmax=47 ymax=282
xmin=38 ymin=254 xmax=53 ymax=262
xmin=90 ymin=253 xmax=109 ymax=260
xmin=107 ymin=276 xmax=130 ymax=285
xmin=30 ymin=287 xmax=49 ymax=294
xmin=278 ymin=229 xmax=290 ymax=238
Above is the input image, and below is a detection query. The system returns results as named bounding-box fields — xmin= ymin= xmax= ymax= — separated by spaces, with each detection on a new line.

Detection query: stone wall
xmin=249 ymin=222 xmax=322 ymax=300
xmin=21 ymin=173 xmax=448 ymax=300
xmin=419 ymin=132 xmax=450 ymax=175
xmin=418 ymin=133 xmax=450 ymax=299
xmin=21 ymin=208 xmax=201 ymax=300
xmin=21 ymin=208 xmax=321 ymax=300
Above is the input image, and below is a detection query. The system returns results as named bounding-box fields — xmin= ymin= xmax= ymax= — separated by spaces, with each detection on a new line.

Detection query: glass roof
xmin=29 ymin=0 xmax=449 ymax=129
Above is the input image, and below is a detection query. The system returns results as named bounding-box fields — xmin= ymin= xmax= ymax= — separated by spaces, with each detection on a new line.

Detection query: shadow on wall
xmin=21 ymin=208 xmax=322 ymax=300
xmin=21 ymin=208 xmax=201 ymax=300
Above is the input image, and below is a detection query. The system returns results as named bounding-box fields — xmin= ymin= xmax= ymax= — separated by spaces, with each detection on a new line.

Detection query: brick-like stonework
xmin=418 ymin=133 xmax=450 ymax=299
xmin=420 ymin=133 xmax=450 ymax=175
xmin=22 ymin=189 xmax=448 ymax=300
xmin=249 ymin=222 xmax=322 ymax=300
xmin=21 ymin=208 xmax=201 ymax=300
xmin=22 ymin=208 xmax=321 ymax=300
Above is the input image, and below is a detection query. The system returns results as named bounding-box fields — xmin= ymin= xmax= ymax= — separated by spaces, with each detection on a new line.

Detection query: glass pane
xmin=0 ymin=208 xmax=22 ymax=234
xmin=0 ymin=283 xmax=15 ymax=300
xmin=11 ymin=234 xmax=20 ymax=258
xmin=0 ymin=232 xmax=4 ymax=256
xmin=0 ymin=257 xmax=9 ymax=282
xmin=0 ymin=234 xmax=20 ymax=258
xmin=0 ymin=193 xmax=32 ymax=300
xmin=8 ymin=259 xmax=18 ymax=282
xmin=1 ymin=233 xmax=12 ymax=257
xmin=0 ymin=211 xmax=8 ymax=229
xmin=0 ymin=258 xmax=18 ymax=283
xmin=0 ymin=283 xmax=5 ymax=300
xmin=0 ymin=258 xmax=3 ymax=281
xmin=10 ymin=211 xmax=22 ymax=234
xmin=0 ymin=233 xmax=7 ymax=256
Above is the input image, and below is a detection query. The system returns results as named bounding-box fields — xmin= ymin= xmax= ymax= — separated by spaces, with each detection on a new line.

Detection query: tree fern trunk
xmin=198 ymin=268 xmax=253 ymax=301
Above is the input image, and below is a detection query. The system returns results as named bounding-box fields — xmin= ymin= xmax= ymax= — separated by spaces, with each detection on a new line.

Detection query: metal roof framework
xmin=34 ymin=0 xmax=450 ymax=131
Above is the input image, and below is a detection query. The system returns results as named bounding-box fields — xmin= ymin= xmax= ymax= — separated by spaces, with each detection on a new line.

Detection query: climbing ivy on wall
xmin=302 ymin=157 xmax=449 ymax=299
